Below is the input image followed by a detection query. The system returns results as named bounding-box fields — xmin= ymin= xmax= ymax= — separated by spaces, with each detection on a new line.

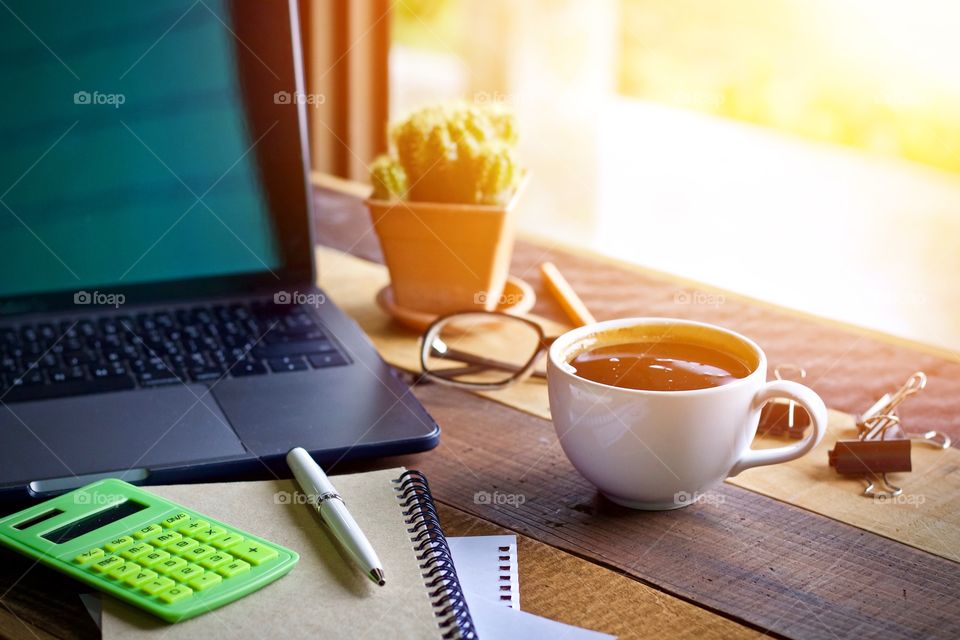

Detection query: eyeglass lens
xmin=423 ymin=313 xmax=542 ymax=387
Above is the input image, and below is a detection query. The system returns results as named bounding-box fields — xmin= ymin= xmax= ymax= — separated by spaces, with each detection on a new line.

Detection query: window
xmin=389 ymin=0 xmax=960 ymax=349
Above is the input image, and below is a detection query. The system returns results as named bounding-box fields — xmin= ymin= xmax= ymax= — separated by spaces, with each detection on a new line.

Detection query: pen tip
xmin=370 ymin=568 xmax=385 ymax=586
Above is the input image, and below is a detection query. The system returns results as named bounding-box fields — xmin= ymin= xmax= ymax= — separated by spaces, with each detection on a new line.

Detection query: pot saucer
xmin=375 ymin=276 xmax=536 ymax=332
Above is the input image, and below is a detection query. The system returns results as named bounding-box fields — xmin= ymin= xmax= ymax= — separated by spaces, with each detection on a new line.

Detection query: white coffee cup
xmin=547 ymin=318 xmax=827 ymax=510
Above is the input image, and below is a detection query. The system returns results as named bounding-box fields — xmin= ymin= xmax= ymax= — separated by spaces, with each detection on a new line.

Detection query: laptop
xmin=0 ymin=0 xmax=439 ymax=500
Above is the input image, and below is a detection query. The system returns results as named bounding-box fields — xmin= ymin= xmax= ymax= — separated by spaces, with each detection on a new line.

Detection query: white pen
xmin=286 ymin=447 xmax=386 ymax=586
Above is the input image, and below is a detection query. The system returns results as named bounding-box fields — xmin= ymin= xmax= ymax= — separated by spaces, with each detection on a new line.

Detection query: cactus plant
xmin=370 ymin=155 xmax=407 ymax=201
xmin=366 ymin=101 xmax=526 ymax=315
xmin=370 ymin=102 xmax=522 ymax=206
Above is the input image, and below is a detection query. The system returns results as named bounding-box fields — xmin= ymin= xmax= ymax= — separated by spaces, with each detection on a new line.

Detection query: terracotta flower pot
xmin=367 ymin=179 xmax=527 ymax=315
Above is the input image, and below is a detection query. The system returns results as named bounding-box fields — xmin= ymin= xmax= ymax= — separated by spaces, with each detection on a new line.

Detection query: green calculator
xmin=0 ymin=479 xmax=298 ymax=622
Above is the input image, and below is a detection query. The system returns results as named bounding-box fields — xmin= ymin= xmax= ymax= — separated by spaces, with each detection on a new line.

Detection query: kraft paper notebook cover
xmin=102 ymin=469 xmax=475 ymax=639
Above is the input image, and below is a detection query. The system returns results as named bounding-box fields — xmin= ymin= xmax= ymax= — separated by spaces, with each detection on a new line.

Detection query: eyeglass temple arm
xmin=429 ymin=345 xmax=547 ymax=379
xmin=428 ymin=364 xmax=490 ymax=380
xmin=430 ymin=363 xmax=547 ymax=381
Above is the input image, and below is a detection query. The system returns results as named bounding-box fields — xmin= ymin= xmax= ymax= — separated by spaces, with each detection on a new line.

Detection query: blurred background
xmin=306 ymin=0 xmax=960 ymax=351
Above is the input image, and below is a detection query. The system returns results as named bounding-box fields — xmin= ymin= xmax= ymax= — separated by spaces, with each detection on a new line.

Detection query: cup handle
xmin=728 ymin=380 xmax=828 ymax=477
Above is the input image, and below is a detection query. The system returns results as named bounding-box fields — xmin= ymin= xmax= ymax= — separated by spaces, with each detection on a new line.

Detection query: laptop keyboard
xmin=0 ymin=300 xmax=349 ymax=404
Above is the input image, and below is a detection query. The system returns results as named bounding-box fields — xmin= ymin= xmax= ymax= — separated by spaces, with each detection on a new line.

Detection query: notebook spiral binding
xmin=394 ymin=470 xmax=477 ymax=640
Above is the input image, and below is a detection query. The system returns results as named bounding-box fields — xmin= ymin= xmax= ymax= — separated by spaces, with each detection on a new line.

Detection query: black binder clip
xmin=758 ymin=364 xmax=810 ymax=439
xmin=827 ymin=372 xmax=950 ymax=497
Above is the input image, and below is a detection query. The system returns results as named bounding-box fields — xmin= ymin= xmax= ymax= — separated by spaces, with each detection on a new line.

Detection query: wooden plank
xmin=0 ymin=610 xmax=61 ymax=640
xmin=375 ymin=384 xmax=960 ymax=640
xmin=0 ymin=550 xmax=96 ymax=639
xmin=439 ymin=503 xmax=762 ymax=639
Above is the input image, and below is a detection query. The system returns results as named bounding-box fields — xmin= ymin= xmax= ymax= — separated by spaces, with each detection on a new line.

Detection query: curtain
xmin=300 ymin=0 xmax=391 ymax=182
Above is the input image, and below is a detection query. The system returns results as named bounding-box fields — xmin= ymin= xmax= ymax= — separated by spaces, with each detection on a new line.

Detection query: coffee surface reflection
xmin=569 ymin=340 xmax=753 ymax=391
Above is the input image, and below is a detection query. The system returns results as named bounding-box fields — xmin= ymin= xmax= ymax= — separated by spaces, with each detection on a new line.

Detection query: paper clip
xmin=758 ymin=364 xmax=810 ymax=439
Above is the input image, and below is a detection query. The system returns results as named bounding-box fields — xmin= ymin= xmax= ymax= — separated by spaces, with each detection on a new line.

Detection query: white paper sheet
xmin=448 ymin=535 xmax=520 ymax=609
xmin=466 ymin=594 xmax=615 ymax=640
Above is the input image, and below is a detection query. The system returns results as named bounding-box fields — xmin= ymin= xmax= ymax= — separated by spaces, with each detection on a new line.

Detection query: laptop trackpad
xmin=1 ymin=385 xmax=248 ymax=487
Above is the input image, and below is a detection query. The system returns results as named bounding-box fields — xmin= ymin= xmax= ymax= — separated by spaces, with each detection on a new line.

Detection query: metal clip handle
xmin=910 ymin=430 xmax=951 ymax=449
xmin=863 ymin=474 xmax=903 ymax=499
xmin=859 ymin=372 xmax=927 ymax=426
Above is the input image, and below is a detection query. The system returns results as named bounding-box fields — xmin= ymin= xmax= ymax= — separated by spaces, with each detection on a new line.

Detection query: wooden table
xmin=2 ymin=176 xmax=958 ymax=639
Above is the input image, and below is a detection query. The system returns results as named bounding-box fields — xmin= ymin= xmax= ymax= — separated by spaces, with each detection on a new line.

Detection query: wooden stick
xmin=540 ymin=261 xmax=596 ymax=327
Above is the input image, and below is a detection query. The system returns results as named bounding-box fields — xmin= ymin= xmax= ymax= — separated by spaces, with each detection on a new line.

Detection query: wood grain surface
xmin=312 ymin=179 xmax=960 ymax=637
xmin=0 ymin=549 xmax=97 ymax=639
xmin=439 ymin=503 xmax=761 ymax=639
xmin=316 ymin=244 xmax=960 ymax=562
xmin=387 ymin=384 xmax=960 ymax=639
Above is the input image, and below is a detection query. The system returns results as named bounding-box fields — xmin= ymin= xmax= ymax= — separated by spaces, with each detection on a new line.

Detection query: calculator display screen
xmin=42 ymin=500 xmax=148 ymax=544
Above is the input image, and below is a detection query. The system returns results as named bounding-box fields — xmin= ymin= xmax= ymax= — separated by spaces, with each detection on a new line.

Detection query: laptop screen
xmin=0 ymin=0 xmax=312 ymax=309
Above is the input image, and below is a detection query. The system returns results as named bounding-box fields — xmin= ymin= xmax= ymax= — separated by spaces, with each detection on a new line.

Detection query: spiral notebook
xmin=101 ymin=469 xmax=475 ymax=639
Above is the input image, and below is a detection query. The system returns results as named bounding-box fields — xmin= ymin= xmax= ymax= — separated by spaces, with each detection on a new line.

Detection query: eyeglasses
xmin=419 ymin=312 xmax=557 ymax=390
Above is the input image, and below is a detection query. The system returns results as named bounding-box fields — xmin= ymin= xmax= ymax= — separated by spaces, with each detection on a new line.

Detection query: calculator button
xmin=108 ymin=562 xmax=140 ymax=581
xmin=153 ymin=532 xmax=183 ymax=547
xmin=133 ymin=524 xmax=163 ymax=540
xmin=183 ymin=544 xmax=216 ymax=562
xmin=170 ymin=564 xmax=204 ymax=583
xmin=155 ymin=557 xmax=188 ymax=575
xmin=194 ymin=526 xmax=227 ymax=543
xmin=211 ymin=533 xmax=244 ymax=550
xmin=140 ymin=550 xmax=171 ymax=567
xmin=104 ymin=536 xmax=135 ymax=552
xmin=169 ymin=538 xmax=199 ymax=554
xmin=91 ymin=555 xmax=124 ymax=573
xmin=177 ymin=519 xmax=209 ymax=535
xmin=188 ymin=572 xmax=222 ymax=591
xmin=217 ymin=559 xmax=250 ymax=577
xmin=228 ymin=542 xmax=278 ymax=566
xmin=120 ymin=543 xmax=154 ymax=561
xmin=73 ymin=548 xmax=105 ymax=564
xmin=199 ymin=552 xmax=232 ymax=570
xmin=158 ymin=585 xmax=193 ymax=604
xmin=124 ymin=568 xmax=158 ymax=588
xmin=161 ymin=512 xmax=191 ymax=528
xmin=141 ymin=576 xmax=175 ymax=595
